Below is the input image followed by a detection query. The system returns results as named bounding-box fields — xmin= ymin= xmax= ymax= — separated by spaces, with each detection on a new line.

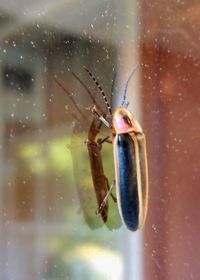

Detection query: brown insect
xmin=55 ymin=74 xmax=117 ymax=227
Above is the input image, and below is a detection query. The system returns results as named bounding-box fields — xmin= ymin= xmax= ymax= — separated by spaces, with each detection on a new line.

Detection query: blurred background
xmin=0 ymin=0 xmax=199 ymax=279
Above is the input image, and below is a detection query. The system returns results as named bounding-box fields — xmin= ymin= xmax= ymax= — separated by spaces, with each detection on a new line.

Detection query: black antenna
xmin=121 ymin=63 xmax=139 ymax=107
xmin=55 ymin=78 xmax=88 ymax=122
xmin=83 ymin=66 xmax=112 ymax=116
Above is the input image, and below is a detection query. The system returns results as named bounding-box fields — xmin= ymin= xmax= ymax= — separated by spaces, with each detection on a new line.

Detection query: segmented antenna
xmin=83 ymin=66 xmax=112 ymax=116
xmin=55 ymin=78 xmax=88 ymax=122
xmin=121 ymin=63 xmax=139 ymax=107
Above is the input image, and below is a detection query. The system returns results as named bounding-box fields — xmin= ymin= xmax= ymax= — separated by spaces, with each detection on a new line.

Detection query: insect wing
xmin=114 ymin=132 xmax=146 ymax=231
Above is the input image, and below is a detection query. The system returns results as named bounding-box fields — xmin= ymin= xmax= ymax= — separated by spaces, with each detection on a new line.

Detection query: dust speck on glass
xmin=0 ymin=0 xmax=198 ymax=280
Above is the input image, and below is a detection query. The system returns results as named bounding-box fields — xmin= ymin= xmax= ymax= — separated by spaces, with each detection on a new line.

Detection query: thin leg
xmin=97 ymin=136 xmax=112 ymax=145
xmin=85 ymin=136 xmax=111 ymax=147
xmin=105 ymin=177 xmax=117 ymax=202
xmin=91 ymin=106 xmax=111 ymax=128
xmin=106 ymin=178 xmax=117 ymax=203
xmin=96 ymin=180 xmax=116 ymax=215
xmin=110 ymin=190 xmax=117 ymax=203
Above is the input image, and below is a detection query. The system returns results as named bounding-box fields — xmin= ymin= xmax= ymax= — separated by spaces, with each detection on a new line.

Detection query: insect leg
xmin=91 ymin=106 xmax=111 ymax=128
xmin=97 ymin=136 xmax=112 ymax=145
xmin=96 ymin=180 xmax=116 ymax=215
xmin=105 ymin=177 xmax=117 ymax=202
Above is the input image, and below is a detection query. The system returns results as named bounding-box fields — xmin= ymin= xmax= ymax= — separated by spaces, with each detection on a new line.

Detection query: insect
xmin=55 ymin=75 xmax=119 ymax=229
xmin=84 ymin=66 xmax=149 ymax=231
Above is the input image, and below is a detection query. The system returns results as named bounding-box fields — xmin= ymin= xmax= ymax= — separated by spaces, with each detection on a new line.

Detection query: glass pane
xmin=0 ymin=1 xmax=142 ymax=280
xmin=1 ymin=0 xmax=198 ymax=279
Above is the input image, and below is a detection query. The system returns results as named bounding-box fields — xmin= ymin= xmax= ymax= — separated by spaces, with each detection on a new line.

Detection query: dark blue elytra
xmin=117 ymin=134 xmax=139 ymax=231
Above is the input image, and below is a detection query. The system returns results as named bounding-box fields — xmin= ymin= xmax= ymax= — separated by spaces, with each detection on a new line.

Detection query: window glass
xmin=0 ymin=0 xmax=199 ymax=279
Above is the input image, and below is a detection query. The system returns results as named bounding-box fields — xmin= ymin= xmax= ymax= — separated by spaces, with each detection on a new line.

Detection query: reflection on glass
xmin=0 ymin=0 xmax=196 ymax=279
